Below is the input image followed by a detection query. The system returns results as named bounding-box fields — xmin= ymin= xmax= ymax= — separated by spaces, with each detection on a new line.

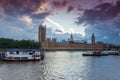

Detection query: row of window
xmin=33 ymin=55 xmax=40 ymax=57
xmin=7 ymin=57 xmax=28 ymax=60
xmin=9 ymin=52 xmax=35 ymax=55
xmin=7 ymin=55 xmax=40 ymax=60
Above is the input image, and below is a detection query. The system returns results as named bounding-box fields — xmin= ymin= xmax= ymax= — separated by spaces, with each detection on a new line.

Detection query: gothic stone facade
xmin=39 ymin=24 xmax=104 ymax=50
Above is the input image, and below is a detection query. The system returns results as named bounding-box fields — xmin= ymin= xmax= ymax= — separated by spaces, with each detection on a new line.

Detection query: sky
xmin=0 ymin=0 xmax=120 ymax=44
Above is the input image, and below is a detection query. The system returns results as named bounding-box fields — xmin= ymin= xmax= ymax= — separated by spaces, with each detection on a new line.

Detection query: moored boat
xmin=1 ymin=49 xmax=43 ymax=61
xmin=82 ymin=51 xmax=109 ymax=56
xmin=108 ymin=51 xmax=120 ymax=55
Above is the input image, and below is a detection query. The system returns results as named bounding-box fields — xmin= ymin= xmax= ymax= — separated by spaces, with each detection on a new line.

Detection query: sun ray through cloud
xmin=46 ymin=17 xmax=66 ymax=34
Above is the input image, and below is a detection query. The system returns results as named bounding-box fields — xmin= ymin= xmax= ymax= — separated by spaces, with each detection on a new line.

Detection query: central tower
xmin=91 ymin=33 xmax=95 ymax=45
xmin=69 ymin=34 xmax=74 ymax=43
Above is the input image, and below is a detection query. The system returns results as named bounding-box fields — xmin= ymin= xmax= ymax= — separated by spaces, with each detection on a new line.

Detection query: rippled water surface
xmin=0 ymin=51 xmax=120 ymax=80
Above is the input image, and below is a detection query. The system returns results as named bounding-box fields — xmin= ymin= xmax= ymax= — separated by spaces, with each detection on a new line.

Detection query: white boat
xmin=1 ymin=49 xmax=43 ymax=61
xmin=82 ymin=51 xmax=109 ymax=56
xmin=108 ymin=50 xmax=120 ymax=55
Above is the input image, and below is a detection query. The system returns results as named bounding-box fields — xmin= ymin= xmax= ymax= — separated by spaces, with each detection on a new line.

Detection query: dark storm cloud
xmin=0 ymin=0 xmax=77 ymax=19
xmin=0 ymin=0 xmax=49 ymax=18
xmin=75 ymin=0 xmax=120 ymax=24
xmin=51 ymin=0 xmax=67 ymax=9
xmin=31 ymin=12 xmax=50 ymax=19
xmin=75 ymin=0 xmax=120 ymax=44
xmin=67 ymin=5 xmax=74 ymax=13
xmin=51 ymin=0 xmax=76 ymax=13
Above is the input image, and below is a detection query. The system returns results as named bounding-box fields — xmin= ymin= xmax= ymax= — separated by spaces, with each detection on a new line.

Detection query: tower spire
xmin=69 ymin=33 xmax=74 ymax=43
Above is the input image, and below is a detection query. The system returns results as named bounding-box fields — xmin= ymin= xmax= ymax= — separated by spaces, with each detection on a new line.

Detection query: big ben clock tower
xmin=38 ymin=23 xmax=46 ymax=48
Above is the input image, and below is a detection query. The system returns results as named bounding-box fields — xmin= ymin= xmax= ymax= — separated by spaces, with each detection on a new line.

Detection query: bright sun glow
xmin=68 ymin=24 xmax=88 ymax=37
xmin=46 ymin=17 xmax=66 ymax=34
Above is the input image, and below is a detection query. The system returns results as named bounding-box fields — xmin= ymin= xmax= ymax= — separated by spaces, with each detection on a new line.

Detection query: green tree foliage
xmin=0 ymin=38 xmax=40 ymax=49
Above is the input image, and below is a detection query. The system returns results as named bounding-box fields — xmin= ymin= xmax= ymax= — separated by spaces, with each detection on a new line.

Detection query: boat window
xmin=10 ymin=52 xmax=14 ymax=54
xmin=29 ymin=52 xmax=33 ymax=55
xmin=7 ymin=57 xmax=12 ymax=60
xmin=14 ymin=57 xmax=20 ymax=60
xmin=35 ymin=55 xmax=40 ymax=57
xmin=21 ymin=57 xmax=28 ymax=60
xmin=16 ymin=51 xmax=19 ymax=54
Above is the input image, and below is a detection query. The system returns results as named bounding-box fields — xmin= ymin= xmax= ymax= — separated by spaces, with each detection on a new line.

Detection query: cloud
xmin=0 ymin=25 xmax=33 ymax=40
xmin=0 ymin=0 xmax=119 ymax=44
xmin=103 ymin=36 xmax=109 ymax=39
xmin=0 ymin=0 xmax=81 ymax=19
xmin=0 ymin=0 xmax=50 ymax=20
xmin=54 ymin=29 xmax=63 ymax=34
xmin=46 ymin=17 xmax=66 ymax=34
xmin=32 ymin=2 xmax=48 ymax=15
xmin=31 ymin=12 xmax=50 ymax=19
xmin=46 ymin=28 xmax=82 ymax=42
xmin=67 ymin=6 xmax=74 ymax=13
xmin=0 ymin=14 xmax=39 ymax=40
xmin=0 ymin=6 xmax=5 ymax=16
xmin=119 ymin=32 xmax=120 ymax=37
xmin=51 ymin=0 xmax=67 ymax=9
xmin=50 ymin=0 xmax=78 ymax=13
xmin=74 ymin=0 xmax=120 ymax=43
xmin=75 ymin=1 xmax=120 ymax=24
xmin=19 ymin=15 xmax=33 ymax=26
xmin=69 ymin=24 xmax=87 ymax=37
xmin=82 ymin=20 xmax=120 ymax=44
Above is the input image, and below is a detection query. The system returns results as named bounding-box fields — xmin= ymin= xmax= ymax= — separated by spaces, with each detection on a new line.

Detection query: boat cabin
xmin=3 ymin=49 xmax=41 ymax=61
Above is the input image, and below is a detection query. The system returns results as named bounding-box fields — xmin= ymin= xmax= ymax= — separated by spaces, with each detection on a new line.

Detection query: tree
xmin=0 ymin=38 xmax=40 ymax=49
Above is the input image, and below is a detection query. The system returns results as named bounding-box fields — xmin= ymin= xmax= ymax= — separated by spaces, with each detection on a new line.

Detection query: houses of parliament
xmin=38 ymin=24 xmax=108 ymax=50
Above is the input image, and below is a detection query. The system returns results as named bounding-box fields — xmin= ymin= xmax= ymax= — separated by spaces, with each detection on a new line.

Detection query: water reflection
xmin=0 ymin=51 xmax=120 ymax=80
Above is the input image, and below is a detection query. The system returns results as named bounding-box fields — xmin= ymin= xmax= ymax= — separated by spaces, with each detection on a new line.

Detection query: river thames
xmin=0 ymin=51 xmax=120 ymax=80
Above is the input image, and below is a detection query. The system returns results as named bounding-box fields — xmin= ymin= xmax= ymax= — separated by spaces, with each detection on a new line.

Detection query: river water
xmin=0 ymin=51 xmax=120 ymax=80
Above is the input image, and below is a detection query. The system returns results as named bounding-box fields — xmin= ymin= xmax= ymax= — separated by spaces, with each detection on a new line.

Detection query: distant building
xmin=38 ymin=24 xmax=108 ymax=50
